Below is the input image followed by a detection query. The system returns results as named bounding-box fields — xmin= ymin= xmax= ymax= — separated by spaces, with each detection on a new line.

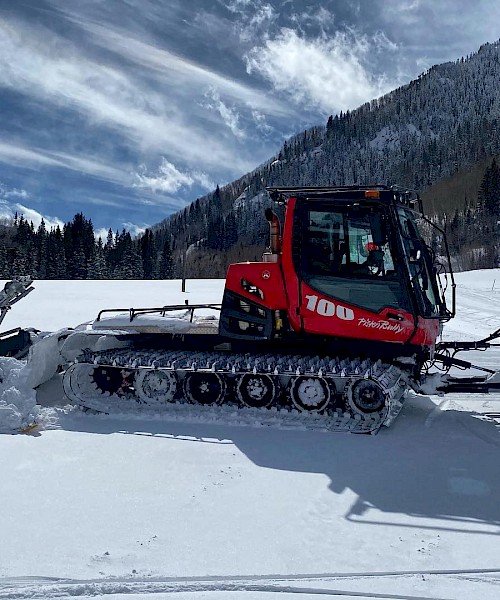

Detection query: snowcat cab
xmin=220 ymin=186 xmax=453 ymax=368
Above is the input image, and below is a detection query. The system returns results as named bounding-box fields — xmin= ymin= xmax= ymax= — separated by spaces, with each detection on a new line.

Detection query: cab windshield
xmin=397 ymin=208 xmax=441 ymax=317
xmin=299 ymin=206 xmax=411 ymax=313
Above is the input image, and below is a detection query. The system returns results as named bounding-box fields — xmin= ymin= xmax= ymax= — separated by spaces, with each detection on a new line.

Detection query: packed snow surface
xmin=1 ymin=273 xmax=500 ymax=599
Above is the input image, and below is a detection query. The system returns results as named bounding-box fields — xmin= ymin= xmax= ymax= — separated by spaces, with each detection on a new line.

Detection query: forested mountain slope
xmin=159 ymin=40 xmax=500 ymax=276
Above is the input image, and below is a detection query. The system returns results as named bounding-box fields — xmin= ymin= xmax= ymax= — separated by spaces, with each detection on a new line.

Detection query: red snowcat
xmin=55 ymin=186 xmax=500 ymax=432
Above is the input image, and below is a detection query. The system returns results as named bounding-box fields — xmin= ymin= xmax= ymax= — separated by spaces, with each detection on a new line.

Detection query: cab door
xmin=292 ymin=203 xmax=416 ymax=343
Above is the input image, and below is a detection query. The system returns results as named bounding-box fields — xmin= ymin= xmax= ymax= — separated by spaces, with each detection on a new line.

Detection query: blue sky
xmin=0 ymin=0 xmax=499 ymax=239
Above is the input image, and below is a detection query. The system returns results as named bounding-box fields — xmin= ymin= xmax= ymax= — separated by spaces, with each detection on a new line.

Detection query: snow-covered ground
xmin=1 ymin=273 xmax=500 ymax=600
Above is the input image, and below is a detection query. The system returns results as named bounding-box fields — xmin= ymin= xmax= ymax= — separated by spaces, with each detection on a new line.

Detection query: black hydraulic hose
xmin=434 ymin=352 xmax=496 ymax=374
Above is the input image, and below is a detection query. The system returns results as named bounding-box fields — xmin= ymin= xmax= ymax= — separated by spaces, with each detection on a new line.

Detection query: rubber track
xmin=63 ymin=348 xmax=409 ymax=433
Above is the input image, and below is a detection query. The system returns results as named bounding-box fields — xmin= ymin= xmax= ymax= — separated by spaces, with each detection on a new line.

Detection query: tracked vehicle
xmin=60 ymin=186 xmax=500 ymax=432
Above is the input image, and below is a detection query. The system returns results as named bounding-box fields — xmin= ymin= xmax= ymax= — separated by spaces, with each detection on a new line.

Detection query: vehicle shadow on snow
xmin=53 ymin=393 xmax=500 ymax=536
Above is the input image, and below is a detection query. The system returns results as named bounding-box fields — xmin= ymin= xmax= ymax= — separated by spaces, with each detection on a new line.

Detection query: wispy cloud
xmin=223 ymin=0 xmax=255 ymax=12
xmin=379 ymin=0 xmax=500 ymax=67
xmin=94 ymin=222 xmax=149 ymax=240
xmin=134 ymin=158 xmax=215 ymax=195
xmin=0 ymin=141 xmax=64 ymax=170
xmin=0 ymin=198 xmax=64 ymax=230
xmin=251 ymin=110 xmax=274 ymax=135
xmin=288 ymin=6 xmax=337 ymax=35
xmin=14 ymin=204 xmax=64 ymax=230
xmin=0 ymin=16 xmax=261 ymax=176
xmin=69 ymin=14 xmax=293 ymax=118
xmin=203 ymin=87 xmax=246 ymax=139
xmin=246 ymin=28 xmax=398 ymax=114
xmin=122 ymin=222 xmax=149 ymax=238
xmin=0 ymin=141 xmax=126 ymax=186
xmin=94 ymin=227 xmax=112 ymax=241
xmin=0 ymin=182 xmax=28 ymax=201
xmin=221 ymin=0 xmax=277 ymax=42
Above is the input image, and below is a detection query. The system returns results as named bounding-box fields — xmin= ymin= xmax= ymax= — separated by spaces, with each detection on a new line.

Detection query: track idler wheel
xmin=183 ymin=372 xmax=226 ymax=405
xmin=290 ymin=376 xmax=331 ymax=412
xmin=135 ymin=369 xmax=178 ymax=404
xmin=236 ymin=373 xmax=276 ymax=408
xmin=347 ymin=378 xmax=386 ymax=415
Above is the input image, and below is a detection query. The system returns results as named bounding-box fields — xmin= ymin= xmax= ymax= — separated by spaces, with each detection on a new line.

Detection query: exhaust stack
xmin=264 ymin=208 xmax=282 ymax=262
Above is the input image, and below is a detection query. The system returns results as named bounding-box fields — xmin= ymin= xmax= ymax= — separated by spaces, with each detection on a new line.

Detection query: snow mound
xmin=0 ymin=357 xmax=38 ymax=434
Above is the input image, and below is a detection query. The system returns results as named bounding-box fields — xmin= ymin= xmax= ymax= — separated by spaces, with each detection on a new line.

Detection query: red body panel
xmin=299 ymin=281 xmax=414 ymax=343
xmin=225 ymin=261 xmax=288 ymax=309
xmin=224 ymin=196 xmax=441 ymax=348
xmin=297 ymin=282 xmax=440 ymax=346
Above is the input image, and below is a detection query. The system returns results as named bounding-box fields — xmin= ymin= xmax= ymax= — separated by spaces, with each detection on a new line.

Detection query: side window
xmin=345 ymin=214 xmax=395 ymax=276
xmin=306 ymin=210 xmax=396 ymax=277
xmin=347 ymin=219 xmax=372 ymax=264
xmin=306 ymin=212 xmax=341 ymax=273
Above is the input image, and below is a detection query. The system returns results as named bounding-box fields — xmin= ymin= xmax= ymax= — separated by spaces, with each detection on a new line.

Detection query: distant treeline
xmin=1 ymin=158 xmax=498 ymax=281
xmin=0 ymin=213 xmax=174 ymax=280
xmin=437 ymin=157 xmax=500 ymax=270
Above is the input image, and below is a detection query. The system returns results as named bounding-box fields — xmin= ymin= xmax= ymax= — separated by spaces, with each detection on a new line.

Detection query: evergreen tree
xmin=0 ymin=246 xmax=9 ymax=278
xmin=206 ymin=215 xmax=224 ymax=250
xmin=12 ymin=247 xmax=29 ymax=277
xmin=223 ymin=212 xmax=238 ymax=249
xmin=72 ymin=241 xmax=87 ymax=279
xmin=62 ymin=213 xmax=95 ymax=277
xmin=114 ymin=232 xmax=143 ymax=279
xmin=14 ymin=216 xmax=34 ymax=247
xmin=35 ymin=219 xmax=48 ymax=279
xmin=63 ymin=222 xmax=76 ymax=277
xmin=157 ymin=238 xmax=174 ymax=279
xmin=105 ymin=228 xmax=114 ymax=251
xmin=87 ymin=238 xmax=108 ymax=279
xmin=479 ymin=157 xmax=500 ymax=216
xmin=140 ymin=229 xmax=156 ymax=279
xmin=47 ymin=227 xmax=67 ymax=279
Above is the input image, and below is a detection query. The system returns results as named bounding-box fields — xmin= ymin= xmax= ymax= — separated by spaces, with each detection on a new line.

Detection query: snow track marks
xmin=2 ymin=570 xmax=500 ymax=599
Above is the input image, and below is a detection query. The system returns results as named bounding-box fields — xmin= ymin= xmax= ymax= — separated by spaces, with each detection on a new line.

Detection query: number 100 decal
xmin=305 ymin=294 xmax=354 ymax=321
